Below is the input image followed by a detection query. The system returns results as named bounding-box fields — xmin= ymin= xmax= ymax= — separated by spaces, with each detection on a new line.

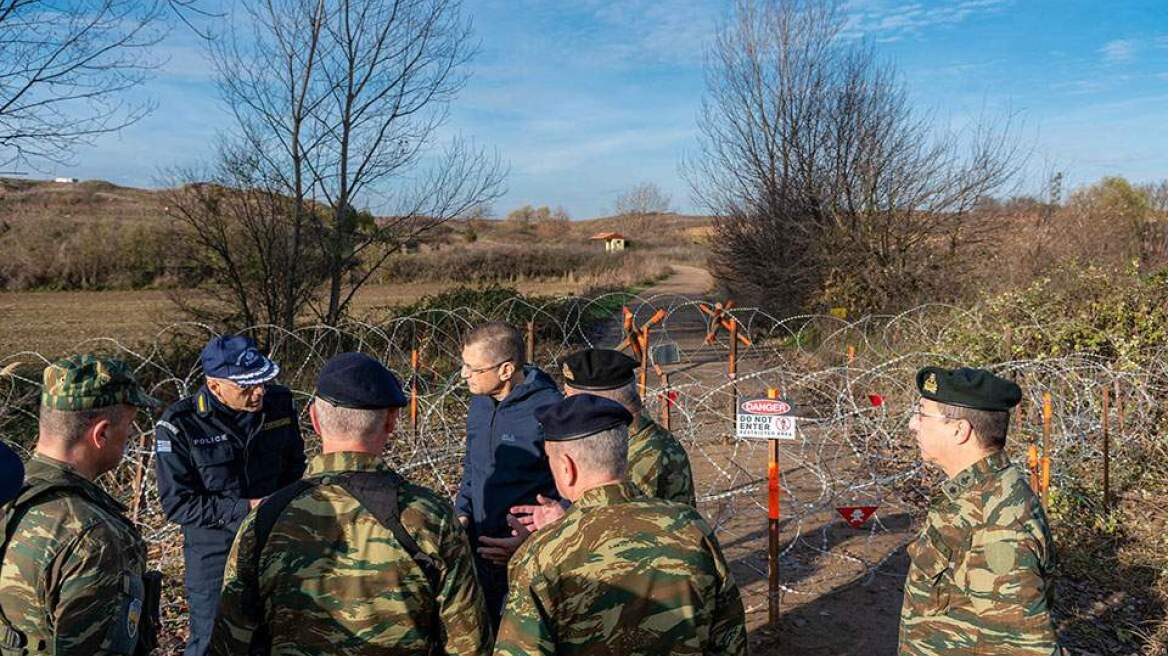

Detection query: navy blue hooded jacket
xmin=456 ymin=365 xmax=562 ymax=542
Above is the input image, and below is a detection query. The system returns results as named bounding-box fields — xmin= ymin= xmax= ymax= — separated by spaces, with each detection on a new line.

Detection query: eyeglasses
xmin=460 ymin=359 xmax=510 ymax=376
xmin=910 ymin=405 xmax=950 ymax=421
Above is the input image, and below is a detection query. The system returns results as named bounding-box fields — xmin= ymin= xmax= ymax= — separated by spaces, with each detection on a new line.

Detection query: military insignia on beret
xmin=923 ymin=373 xmax=938 ymax=394
xmin=562 ymin=363 xmax=575 ymax=381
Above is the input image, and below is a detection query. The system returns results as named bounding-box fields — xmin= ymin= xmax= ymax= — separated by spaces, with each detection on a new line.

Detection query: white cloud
xmin=1100 ymin=39 xmax=1136 ymax=63
xmin=843 ymin=0 xmax=1009 ymax=39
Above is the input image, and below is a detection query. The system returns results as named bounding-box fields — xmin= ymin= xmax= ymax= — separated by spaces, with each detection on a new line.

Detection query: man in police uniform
xmin=155 ymin=336 xmax=305 ymax=656
xmin=900 ymin=366 xmax=1061 ymax=655
xmin=511 ymin=348 xmax=696 ymax=532
xmin=0 ymin=356 xmax=161 ymax=654
xmin=495 ymin=394 xmax=748 ymax=655
xmin=212 ymin=352 xmax=491 ymax=655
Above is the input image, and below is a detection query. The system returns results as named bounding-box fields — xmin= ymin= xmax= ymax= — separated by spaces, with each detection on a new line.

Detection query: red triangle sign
xmin=868 ymin=394 xmax=884 ymax=407
xmin=837 ymin=505 xmax=878 ymax=529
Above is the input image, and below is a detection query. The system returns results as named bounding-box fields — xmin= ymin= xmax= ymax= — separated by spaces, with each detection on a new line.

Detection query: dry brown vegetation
xmin=0 ymin=178 xmax=708 ymax=293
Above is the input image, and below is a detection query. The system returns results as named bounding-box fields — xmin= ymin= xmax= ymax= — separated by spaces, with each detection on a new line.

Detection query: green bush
xmin=939 ymin=264 xmax=1168 ymax=364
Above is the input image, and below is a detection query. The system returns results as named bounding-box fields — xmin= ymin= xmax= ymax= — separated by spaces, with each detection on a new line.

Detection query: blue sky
xmin=49 ymin=0 xmax=1168 ymax=217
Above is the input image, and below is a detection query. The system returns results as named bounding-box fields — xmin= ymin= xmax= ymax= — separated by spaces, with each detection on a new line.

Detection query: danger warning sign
xmin=736 ymin=397 xmax=797 ymax=440
xmin=836 ymin=505 xmax=878 ymax=529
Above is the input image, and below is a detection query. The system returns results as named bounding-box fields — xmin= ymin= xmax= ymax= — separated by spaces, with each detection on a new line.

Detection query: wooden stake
xmin=526 ymin=320 xmax=536 ymax=363
xmin=129 ymin=430 xmax=149 ymax=522
xmin=1102 ymin=385 xmax=1111 ymax=510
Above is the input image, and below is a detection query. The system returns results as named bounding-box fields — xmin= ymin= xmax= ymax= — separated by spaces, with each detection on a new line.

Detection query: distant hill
xmin=0 ymin=177 xmax=712 ymax=245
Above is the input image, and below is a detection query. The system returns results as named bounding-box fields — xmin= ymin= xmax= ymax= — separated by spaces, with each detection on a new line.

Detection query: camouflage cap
xmin=41 ymin=355 xmax=159 ymax=411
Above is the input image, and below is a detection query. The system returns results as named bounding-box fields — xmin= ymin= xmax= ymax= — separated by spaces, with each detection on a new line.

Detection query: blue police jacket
xmin=154 ymin=384 xmax=306 ymax=537
xmin=456 ymin=365 xmax=562 ymax=541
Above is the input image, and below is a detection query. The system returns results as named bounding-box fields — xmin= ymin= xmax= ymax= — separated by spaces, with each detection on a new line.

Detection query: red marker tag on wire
xmin=837 ymin=505 xmax=878 ymax=529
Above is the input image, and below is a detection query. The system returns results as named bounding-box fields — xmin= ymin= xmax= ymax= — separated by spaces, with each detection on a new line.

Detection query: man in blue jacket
xmin=154 ymin=335 xmax=306 ymax=656
xmin=457 ymin=321 xmax=562 ymax=627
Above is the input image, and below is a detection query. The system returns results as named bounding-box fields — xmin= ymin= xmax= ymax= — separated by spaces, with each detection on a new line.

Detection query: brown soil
xmin=618 ymin=265 xmax=915 ymax=655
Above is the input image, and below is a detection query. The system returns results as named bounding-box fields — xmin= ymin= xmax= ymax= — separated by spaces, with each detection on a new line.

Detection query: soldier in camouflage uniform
xmin=512 ymin=349 xmax=695 ymax=531
xmin=900 ymin=366 xmax=1061 ymax=655
xmin=495 ymin=394 xmax=747 ymax=656
xmin=0 ymin=356 xmax=161 ymax=655
xmin=212 ymin=352 xmax=490 ymax=655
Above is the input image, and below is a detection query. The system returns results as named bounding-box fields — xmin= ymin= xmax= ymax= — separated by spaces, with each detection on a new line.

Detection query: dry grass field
xmin=0 ymin=280 xmax=600 ymax=356
xmin=0 ymin=177 xmax=711 ymax=356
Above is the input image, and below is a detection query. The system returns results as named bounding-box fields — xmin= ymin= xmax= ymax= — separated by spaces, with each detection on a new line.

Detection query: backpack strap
xmin=244 ymin=478 xmax=318 ymax=656
xmin=333 ymin=471 xmax=444 ymax=656
xmin=0 ymin=479 xmax=97 ymax=653
xmin=242 ymin=471 xmax=445 ymax=656
xmin=332 ymin=472 xmax=441 ymax=591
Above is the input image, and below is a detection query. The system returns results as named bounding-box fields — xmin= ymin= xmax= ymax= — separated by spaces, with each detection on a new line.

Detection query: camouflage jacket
xmin=627 ymin=415 xmax=696 ymax=507
xmin=899 ymin=450 xmax=1060 ymax=655
xmin=0 ymin=454 xmax=147 ymax=655
xmin=494 ymin=481 xmax=748 ymax=656
xmin=211 ymin=451 xmax=491 ymax=656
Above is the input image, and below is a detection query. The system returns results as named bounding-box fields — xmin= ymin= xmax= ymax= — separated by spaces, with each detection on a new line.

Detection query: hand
xmin=458 ymin=515 xmax=470 ymax=528
xmin=510 ymin=495 xmax=565 ymax=532
xmin=248 ymin=497 xmax=266 ymax=509
xmin=476 ymin=515 xmax=530 ymax=564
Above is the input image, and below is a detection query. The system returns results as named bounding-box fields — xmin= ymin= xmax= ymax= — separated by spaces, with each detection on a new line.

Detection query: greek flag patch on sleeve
xmin=155 ymin=420 xmax=178 ymax=453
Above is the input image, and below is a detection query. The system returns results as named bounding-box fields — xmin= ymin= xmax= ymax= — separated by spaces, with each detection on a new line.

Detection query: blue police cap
xmin=316 ymin=352 xmax=407 ymax=409
xmin=201 ymin=335 xmax=280 ymax=385
xmin=535 ymin=394 xmax=632 ymax=442
xmin=0 ymin=441 xmax=24 ymax=504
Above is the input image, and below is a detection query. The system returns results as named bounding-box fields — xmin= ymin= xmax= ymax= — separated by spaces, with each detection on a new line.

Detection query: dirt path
xmin=608 ymin=265 xmax=914 ymax=655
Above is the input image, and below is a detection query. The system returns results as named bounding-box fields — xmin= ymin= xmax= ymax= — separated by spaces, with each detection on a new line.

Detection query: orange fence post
xmin=1041 ymin=392 xmax=1052 ymax=507
xmin=659 ymin=370 xmax=672 ymax=431
xmin=729 ymin=319 xmax=739 ymax=439
xmin=766 ymin=387 xmax=780 ymax=625
xmin=698 ymin=301 xmax=751 ymax=441
xmin=410 ymin=348 xmax=420 ymax=440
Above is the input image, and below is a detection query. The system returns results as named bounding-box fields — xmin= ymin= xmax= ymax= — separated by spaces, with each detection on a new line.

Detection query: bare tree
xmin=161 ymin=147 xmax=332 ymax=334
xmin=683 ymin=0 xmax=1020 ymax=314
xmin=614 ymin=182 xmax=671 ymax=215
xmin=203 ymin=0 xmax=505 ymax=328
xmin=0 ymin=0 xmax=170 ymax=169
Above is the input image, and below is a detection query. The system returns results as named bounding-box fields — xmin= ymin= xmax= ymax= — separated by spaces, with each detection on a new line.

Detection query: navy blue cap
xmin=536 ymin=394 xmax=632 ymax=442
xmin=0 ymin=441 xmax=24 ymax=504
xmin=316 ymin=352 xmax=407 ymax=409
xmin=201 ymin=335 xmax=280 ymax=385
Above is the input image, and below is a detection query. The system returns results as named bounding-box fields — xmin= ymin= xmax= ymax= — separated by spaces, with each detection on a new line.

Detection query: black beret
xmin=916 ymin=366 xmax=1021 ymax=412
xmin=316 ymin=352 xmax=407 ymax=409
xmin=536 ymin=394 xmax=633 ymax=442
xmin=561 ymin=349 xmax=638 ymax=391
